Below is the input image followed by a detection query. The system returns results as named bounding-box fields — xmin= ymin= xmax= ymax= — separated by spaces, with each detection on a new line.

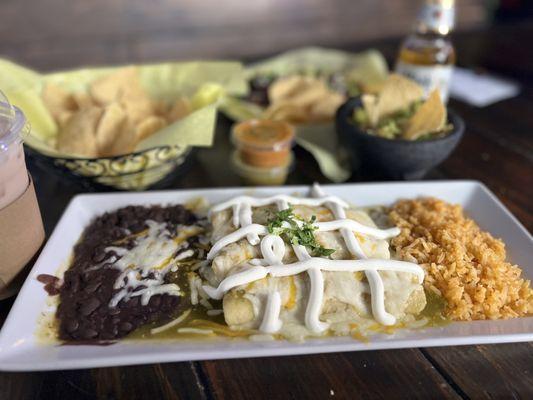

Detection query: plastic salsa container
xmin=231 ymin=119 xmax=295 ymax=168
xmin=231 ymin=150 xmax=293 ymax=186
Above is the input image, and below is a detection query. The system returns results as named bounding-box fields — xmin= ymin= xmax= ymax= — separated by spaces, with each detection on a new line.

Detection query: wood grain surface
xmin=0 ymin=21 xmax=532 ymax=400
xmin=0 ymin=0 xmax=486 ymax=71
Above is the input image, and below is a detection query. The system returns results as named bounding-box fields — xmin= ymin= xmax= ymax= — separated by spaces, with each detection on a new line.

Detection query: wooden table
xmin=1 ymin=23 xmax=532 ymax=400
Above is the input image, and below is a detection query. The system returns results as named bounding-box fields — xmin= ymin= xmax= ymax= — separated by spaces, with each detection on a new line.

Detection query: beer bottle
xmin=395 ymin=0 xmax=456 ymax=102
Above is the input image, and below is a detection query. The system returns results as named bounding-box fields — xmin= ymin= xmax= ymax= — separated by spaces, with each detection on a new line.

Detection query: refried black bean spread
xmin=54 ymin=205 xmax=202 ymax=342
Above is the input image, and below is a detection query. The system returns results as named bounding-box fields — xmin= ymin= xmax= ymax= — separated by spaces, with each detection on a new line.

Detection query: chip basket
xmin=25 ymin=145 xmax=195 ymax=191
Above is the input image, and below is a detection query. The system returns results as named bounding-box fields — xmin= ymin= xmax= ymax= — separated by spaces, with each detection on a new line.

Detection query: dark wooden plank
xmin=0 ymin=364 xmax=206 ymax=400
xmin=449 ymin=98 xmax=533 ymax=160
xmin=200 ymin=350 xmax=460 ymax=400
xmin=423 ymin=343 xmax=533 ymax=399
xmin=0 ymin=0 xmax=486 ymax=71
xmin=0 ymin=370 xmax=45 ymax=400
xmin=1 ymin=302 xmax=206 ymax=400
xmin=438 ymin=130 xmax=533 ymax=231
xmin=91 ymin=364 xmax=206 ymax=400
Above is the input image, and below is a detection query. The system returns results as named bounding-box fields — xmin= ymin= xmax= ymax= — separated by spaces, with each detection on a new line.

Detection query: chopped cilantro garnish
xmin=266 ymin=206 xmax=335 ymax=258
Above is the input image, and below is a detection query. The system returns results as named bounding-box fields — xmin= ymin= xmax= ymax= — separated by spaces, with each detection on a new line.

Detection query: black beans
xmin=84 ymin=282 xmax=101 ymax=294
xmin=78 ymin=328 xmax=98 ymax=339
xmin=119 ymin=322 xmax=133 ymax=332
xmin=64 ymin=319 xmax=79 ymax=333
xmin=92 ymin=251 xmax=106 ymax=263
xmin=56 ymin=205 xmax=196 ymax=342
xmin=109 ymin=307 xmax=121 ymax=316
xmin=36 ymin=274 xmax=59 ymax=286
xmin=149 ymin=296 xmax=161 ymax=308
xmin=79 ymin=298 xmax=101 ymax=316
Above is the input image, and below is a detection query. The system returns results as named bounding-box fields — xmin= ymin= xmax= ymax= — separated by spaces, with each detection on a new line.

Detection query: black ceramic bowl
xmin=336 ymin=97 xmax=464 ymax=179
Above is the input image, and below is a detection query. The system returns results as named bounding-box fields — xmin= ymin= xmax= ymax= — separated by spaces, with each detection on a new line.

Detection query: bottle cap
xmin=417 ymin=0 xmax=455 ymax=35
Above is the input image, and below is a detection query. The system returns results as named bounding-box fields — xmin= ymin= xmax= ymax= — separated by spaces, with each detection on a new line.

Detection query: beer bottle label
xmin=395 ymin=61 xmax=453 ymax=103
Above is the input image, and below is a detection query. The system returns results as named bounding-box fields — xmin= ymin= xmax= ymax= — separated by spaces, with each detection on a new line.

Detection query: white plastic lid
xmin=0 ymin=91 xmax=28 ymax=153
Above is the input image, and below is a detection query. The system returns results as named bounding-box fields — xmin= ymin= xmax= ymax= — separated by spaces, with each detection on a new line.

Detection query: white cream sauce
xmin=106 ymin=220 xmax=194 ymax=307
xmin=203 ymin=184 xmax=424 ymax=333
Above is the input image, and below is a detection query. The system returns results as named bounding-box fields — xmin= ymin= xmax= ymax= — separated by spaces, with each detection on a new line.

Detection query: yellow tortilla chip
xmin=136 ymin=115 xmax=167 ymax=141
xmin=89 ymin=67 xmax=139 ymax=105
xmin=72 ymin=91 xmax=95 ymax=109
xmin=265 ymin=75 xmax=346 ymax=123
xmin=308 ymin=92 xmax=346 ymax=121
xmin=403 ymin=90 xmax=446 ymax=140
xmin=270 ymin=76 xmax=329 ymax=107
xmin=43 ymin=66 xmax=195 ymax=157
xmin=106 ymin=120 xmax=138 ymax=156
xmin=268 ymin=76 xmax=307 ymax=103
xmin=263 ymin=102 xmax=308 ymax=124
xmin=153 ymin=100 xmax=170 ymax=116
xmin=95 ymin=103 xmax=127 ymax=156
xmin=120 ymin=95 xmax=154 ymax=125
xmin=361 ymin=94 xmax=379 ymax=127
xmin=375 ymin=74 xmax=424 ymax=120
xmin=41 ymin=83 xmax=76 ymax=121
xmin=57 ymin=107 xmax=102 ymax=157
xmin=166 ymin=97 xmax=191 ymax=122
xmin=360 ymin=80 xmax=385 ymax=95
xmin=56 ymin=110 xmax=74 ymax=128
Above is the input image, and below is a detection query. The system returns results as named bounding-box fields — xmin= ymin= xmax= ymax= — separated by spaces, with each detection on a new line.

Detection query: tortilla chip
xmin=359 ymin=80 xmax=386 ymax=95
xmin=166 ymin=97 xmax=191 ymax=122
xmin=136 ymin=115 xmax=167 ymax=141
xmin=106 ymin=120 xmax=138 ymax=156
xmin=120 ymin=94 xmax=155 ymax=125
xmin=266 ymin=75 xmax=346 ymax=123
xmin=374 ymin=74 xmax=424 ymax=120
xmin=361 ymin=94 xmax=379 ymax=126
xmin=44 ymin=66 xmax=197 ymax=157
xmin=72 ymin=91 xmax=95 ymax=109
xmin=41 ymin=83 xmax=77 ymax=121
xmin=309 ymin=92 xmax=346 ymax=121
xmin=263 ymin=103 xmax=308 ymax=124
xmin=56 ymin=111 xmax=74 ymax=128
xmin=268 ymin=75 xmax=307 ymax=103
xmin=153 ymin=100 xmax=170 ymax=116
xmin=57 ymin=107 xmax=102 ymax=157
xmin=95 ymin=103 xmax=127 ymax=156
xmin=271 ymin=76 xmax=330 ymax=107
xmin=403 ymin=90 xmax=446 ymax=140
xmin=89 ymin=67 xmax=139 ymax=105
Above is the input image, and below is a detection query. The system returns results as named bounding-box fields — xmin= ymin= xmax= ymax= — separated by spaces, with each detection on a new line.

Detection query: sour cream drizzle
xmin=107 ymin=221 xmax=194 ymax=307
xmin=203 ymin=184 xmax=425 ymax=333
xmin=311 ymin=183 xmax=397 ymax=326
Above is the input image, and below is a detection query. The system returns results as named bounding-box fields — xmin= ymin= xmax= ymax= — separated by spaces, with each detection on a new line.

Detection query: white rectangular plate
xmin=0 ymin=181 xmax=531 ymax=371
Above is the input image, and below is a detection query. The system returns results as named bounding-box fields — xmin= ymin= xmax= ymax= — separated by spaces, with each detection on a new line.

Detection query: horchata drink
xmin=0 ymin=91 xmax=44 ymax=299
xmin=0 ymin=92 xmax=30 ymax=209
xmin=395 ymin=0 xmax=456 ymax=103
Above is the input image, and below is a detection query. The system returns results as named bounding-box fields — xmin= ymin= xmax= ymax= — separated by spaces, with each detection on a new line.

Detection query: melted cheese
xmin=106 ymin=220 xmax=194 ymax=307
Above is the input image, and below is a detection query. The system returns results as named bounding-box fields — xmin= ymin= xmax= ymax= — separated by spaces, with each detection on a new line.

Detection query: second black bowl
xmin=336 ymin=97 xmax=464 ymax=180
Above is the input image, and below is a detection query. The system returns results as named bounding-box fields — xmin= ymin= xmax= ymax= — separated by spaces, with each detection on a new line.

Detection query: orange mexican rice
xmin=389 ymin=198 xmax=533 ymax=320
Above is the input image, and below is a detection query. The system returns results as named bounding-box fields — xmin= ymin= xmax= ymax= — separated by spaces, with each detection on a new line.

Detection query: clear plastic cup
xmin=0 ymin=91 xmax=30 ymax=210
